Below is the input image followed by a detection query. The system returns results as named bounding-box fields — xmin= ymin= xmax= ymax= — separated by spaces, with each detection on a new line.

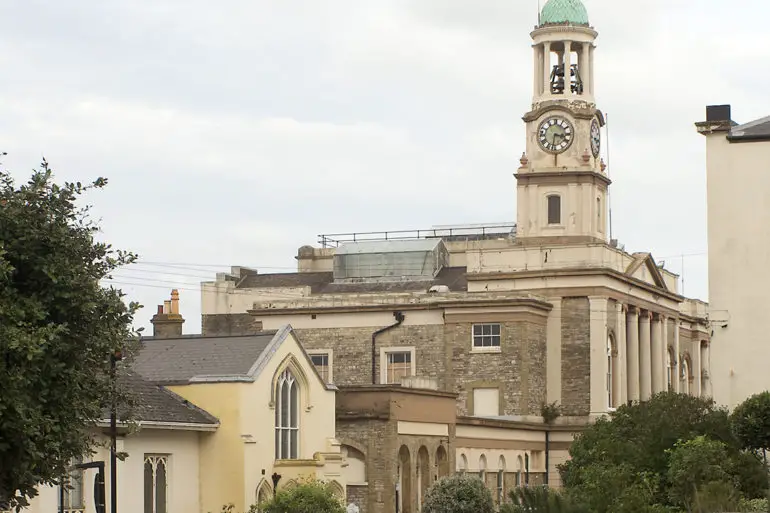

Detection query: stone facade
xmin=289 ymin=319 xmax=547 ymax=417
xmin=560 ymin=297 xmax=591 ymax=416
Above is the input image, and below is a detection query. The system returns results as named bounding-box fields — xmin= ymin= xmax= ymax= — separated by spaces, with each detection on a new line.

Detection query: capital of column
xmin=625 ymin=304 xmax=638 ymax=314
xmin=639 ymin=309 xmax=653 ymax=320
xmin=652 ymin=312 xmax=666 ymax=322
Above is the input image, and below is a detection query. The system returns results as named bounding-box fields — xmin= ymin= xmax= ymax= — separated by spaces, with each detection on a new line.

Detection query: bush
xmin=422 ymin=474 xmax=494 ymax=513
xmin=260 ymin=479 xmax=344 ymax=513
xmin=501 ymin=485 xmax=588 ymax=513
xmin=739 ymin=497 xmax=770 ymax=512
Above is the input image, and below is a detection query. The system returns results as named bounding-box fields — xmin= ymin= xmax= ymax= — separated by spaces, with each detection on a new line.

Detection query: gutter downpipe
xmin=372 ymin=311 xmax=406 ymax=384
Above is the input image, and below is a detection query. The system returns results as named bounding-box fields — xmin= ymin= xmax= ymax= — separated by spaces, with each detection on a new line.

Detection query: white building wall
xmin=704 ymin=131 xmax=770 ymax=409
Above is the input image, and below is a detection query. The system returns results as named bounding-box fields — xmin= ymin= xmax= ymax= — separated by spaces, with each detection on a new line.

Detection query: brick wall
xmin=294 ymin=320 xmax=546 ymax=416
xmin=560 ymin=297 xmax=591 ymax=416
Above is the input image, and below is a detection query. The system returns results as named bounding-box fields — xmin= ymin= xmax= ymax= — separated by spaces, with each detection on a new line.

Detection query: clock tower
xmin=515 ymin=0 xmax=609 ymax=243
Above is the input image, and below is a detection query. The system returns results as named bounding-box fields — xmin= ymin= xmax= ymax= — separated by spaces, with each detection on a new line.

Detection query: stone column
xmin=673 ymin=319 xmax=680 ymax=393
xmin=639 ymin=311 xmax=652 ymax=401
xmin=533 ymin=44 xmax=542 ymax=97
xmin=651 ymin=314 xmax=663 ymax=394
xmin=617 ymin=303 xmax=628 ymax=404
xmin=563 ymin=41 xmax=572 ymax=95
xmin=589 ymin=44 xmax=595 ymax=95
xmin=581 ymin=42 xmax=590 ymax=95
xmin=588 ymin=296 xmax=609 ymax=416
xmin=626 ymin=307 xmax=640 ymax=402
xmin=543 ymin=42 xmax=551 ymax=95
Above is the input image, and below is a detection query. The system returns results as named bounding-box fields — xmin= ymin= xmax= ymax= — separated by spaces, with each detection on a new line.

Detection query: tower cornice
xmin=530 ymin=25 xmax=598 ymax=40
xmin=514 ymin=170 xmax=611 ymax=188
xmin=523 ymin=102 xmax=604 ymax=125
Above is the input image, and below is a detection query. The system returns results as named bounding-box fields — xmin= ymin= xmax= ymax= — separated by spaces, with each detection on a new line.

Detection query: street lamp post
xmin=109 ymin=350 xmax=122 ymax=513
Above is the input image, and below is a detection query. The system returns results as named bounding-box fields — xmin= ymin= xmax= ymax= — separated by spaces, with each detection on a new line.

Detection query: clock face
xmin=537 ymin=116 xmax=574 ymax=153
xmin=590 ymin=118 xmax=601 ymax=157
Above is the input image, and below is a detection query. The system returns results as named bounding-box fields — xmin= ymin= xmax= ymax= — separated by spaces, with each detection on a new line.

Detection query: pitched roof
xmin=107 ymin=371 xmax=218 ymax=426
xmin=131 ymin=331 xmax=278 ymax=385
xmin=729 ymin=115 xmax=770 ymax=142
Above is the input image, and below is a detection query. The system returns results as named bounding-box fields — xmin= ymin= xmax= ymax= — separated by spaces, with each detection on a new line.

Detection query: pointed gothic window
xmin=275 ymin=368 xmax=299 ymax=459
xmin=547 ymin=195 xmax=561 ymax=225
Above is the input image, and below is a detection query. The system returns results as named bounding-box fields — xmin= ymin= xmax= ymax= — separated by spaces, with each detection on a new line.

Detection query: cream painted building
xmin=198 ymin=2 xmax=711 ymax=512
xmin=5 ymin=293 xmax=345 ymax=513
xmin=6 ymin=372 xmax=218 ymax=513
xmin=696 ymin=104 xmax=770 ymax=409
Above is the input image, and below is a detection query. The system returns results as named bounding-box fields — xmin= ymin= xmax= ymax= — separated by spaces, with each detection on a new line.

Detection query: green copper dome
xmin=540 ymin=0 xmax=590 ymax=26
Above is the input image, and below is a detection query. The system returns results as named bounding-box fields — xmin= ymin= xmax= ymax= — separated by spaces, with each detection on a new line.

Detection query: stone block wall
xmin=293 ymin=319 xmax=547 ymax=416
xmin=336 ymin=418 xmax=398 ymax=513
xmin=560 ymin=297 xmax=591 ymax=416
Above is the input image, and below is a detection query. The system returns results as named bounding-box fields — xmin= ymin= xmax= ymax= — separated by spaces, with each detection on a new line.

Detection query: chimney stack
xmin=151 ymin=289 xmax=185 ymax=338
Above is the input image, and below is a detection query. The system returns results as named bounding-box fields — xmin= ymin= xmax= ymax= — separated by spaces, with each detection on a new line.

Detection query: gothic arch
xmin=255 ymin=479 xmax=273 ymax=507
xmin=270 ymin=354 xmax=311 ymax=411
xmin=328 ymin=480 xmax=345 ymax=499
xmin=338 ymin=438 xmax=367 ymax=458
xmin=282 ymin=479 xmax=299 ymax=491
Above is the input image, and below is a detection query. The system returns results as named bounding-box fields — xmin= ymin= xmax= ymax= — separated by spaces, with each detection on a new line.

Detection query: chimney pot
xmin=157 ymin=305 xmax=163 ymax=315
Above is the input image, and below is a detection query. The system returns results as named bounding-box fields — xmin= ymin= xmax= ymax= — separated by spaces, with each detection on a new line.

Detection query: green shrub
xmin=260 ymin=479 xmax=344 ymax=513
xmin=739 ymin=497 xmax=770 ymax=512
xmin=422 ymin=474 xmax=494 ymax=513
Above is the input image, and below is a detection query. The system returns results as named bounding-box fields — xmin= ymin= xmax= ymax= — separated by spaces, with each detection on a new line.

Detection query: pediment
xmin=625 ymin=252 xmax=668 ymax=291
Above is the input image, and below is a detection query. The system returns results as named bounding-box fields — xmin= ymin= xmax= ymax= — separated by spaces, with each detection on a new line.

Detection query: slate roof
xmin=107 ymin=371 xmax=218 ymax=426
xmin=729 ymin=115 xmax=770 ymax=142
xmin=131 ymin=332 xmax=278 ymax=385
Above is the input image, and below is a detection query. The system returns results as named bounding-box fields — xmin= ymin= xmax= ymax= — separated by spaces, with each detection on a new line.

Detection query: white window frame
xmin=471 ymin=323 xmax=502 ymax=353
xmin=144 ymin=454 xmax=169 ymax=513
xmin=59 ymin=456 xmax=86 ymax=513
xmin=380 ymin=346 xmax=416 ymax=384
xmin=275 ymin=368 xmax=300 ymax=459
xmin=308 ymin=349 xmax=333 ymax=383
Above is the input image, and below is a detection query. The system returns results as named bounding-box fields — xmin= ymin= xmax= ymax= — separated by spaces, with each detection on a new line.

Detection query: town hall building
xmin=199 ymin=1 xmax=712 ymax=512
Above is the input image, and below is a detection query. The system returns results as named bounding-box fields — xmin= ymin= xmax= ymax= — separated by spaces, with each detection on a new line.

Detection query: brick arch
xmin=337 ymin=438 xmax=367 ymax=459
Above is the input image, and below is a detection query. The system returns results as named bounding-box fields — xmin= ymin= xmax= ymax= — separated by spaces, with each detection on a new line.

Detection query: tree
xmin=0 ymin=159 xmax=139 ymax=509
xmin=666 ymin=436 xmax=732 ymax=511
xmin=260 ymin=479 xmax=344 ymax=513
xmin=421 ymin=474 xmax=494 ymax=513
xmin=732 ymin=391 xmax=770 ymax=456
xmin=559 ymin=392 xmax=768 ymax=512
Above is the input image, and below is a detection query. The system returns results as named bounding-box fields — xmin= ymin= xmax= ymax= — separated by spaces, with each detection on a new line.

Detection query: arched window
xmin=516 ymin=455 xmax=524 ymax=486
xmin=681 ymin=357 xmax=691 ymax=395
xmin=275 ymin=369 xmax=299 ymax=459
xmin=458 ymin=453 xmax=468 ymax=474
xmin=667 ymin=347 xmax=676 ymax=391
xmin=479 ymin=454 xmax=487 ymax=481
xmin=547 ymin=195 xmax=561 ymax=225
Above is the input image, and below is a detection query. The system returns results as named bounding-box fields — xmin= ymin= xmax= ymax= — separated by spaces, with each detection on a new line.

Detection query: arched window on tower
xmin=275 ymin=368 xmax=299 ymax=459
xmin=547 ymin=195 xmax=561 ymax=225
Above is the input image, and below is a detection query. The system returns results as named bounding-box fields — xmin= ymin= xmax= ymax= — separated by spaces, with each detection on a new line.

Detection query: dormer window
xmin=547 ymin=195 xmax=562 ymax=225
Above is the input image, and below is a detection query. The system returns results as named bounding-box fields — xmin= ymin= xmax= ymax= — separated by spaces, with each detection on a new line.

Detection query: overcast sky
xmin=2 ymin=0 xmax=767 ymax=334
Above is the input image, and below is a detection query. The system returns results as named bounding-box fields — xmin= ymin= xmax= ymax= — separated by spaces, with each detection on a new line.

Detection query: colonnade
xmin=612 ymin=305 xmax=699 ymax=407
